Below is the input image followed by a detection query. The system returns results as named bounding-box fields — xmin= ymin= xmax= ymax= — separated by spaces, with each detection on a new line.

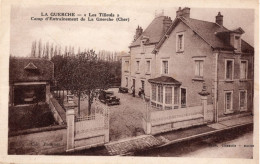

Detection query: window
xmin=240 ymin=60 xmax=248 ymax=79
xmin=126 ymin=77 xmax=128 ymax=87
xmin=234 ymin=35 xmax=241 ymax=51
xmin=150 ymin=85 xmax=180 ymax=110
xmin=165 ymin=87 xmax=172 ymax=104
xmin=141 ymin=80 xmax=145 ymax=90
xmin=152 ymin=84 xmax=156 ymax=101
xmin=176 ymin=33 xmax=184 ymax=52
xmin=181 ymin=88 xmax=187 ymax=108
xmin=195 ymin=60 xmax=204 ymax=78
xmin=146 ymin=60 xmax=151 ymax=73
xmin=162 ymin=60 xmax=168 ymax=74
xmin=124 ymin=61 xmax=129 ymax=72
xmin=136 ymin=61 xmax=140 ymax=72
xmin=157 ymin=85 xmax=163 ymax=103
xmin=239 ymin=90 xmax=247 ymax=111
xmin=174 ymin=87 xmax=179 ymax=105
xmin=224 ymin=91 xmax=233 ymax=113
xmin=225 ymin=59 xmax=234 ymax=80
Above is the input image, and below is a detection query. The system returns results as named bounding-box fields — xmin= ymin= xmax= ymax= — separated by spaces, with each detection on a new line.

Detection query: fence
xmin=66 ymin=101 xmax=109 ymax=152
xmin=143 ymin=91 xmax=213 ymax=135
xmin=143 ymin=104 xmax=205 ymax=134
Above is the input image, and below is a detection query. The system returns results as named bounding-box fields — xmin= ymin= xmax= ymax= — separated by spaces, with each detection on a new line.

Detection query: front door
xmin=180 ymin=88 xmax=186 ymax=108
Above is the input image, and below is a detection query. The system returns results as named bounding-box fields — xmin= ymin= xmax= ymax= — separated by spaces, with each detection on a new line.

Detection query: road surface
xmin=135 ymin=125 xmax=253 ymax=158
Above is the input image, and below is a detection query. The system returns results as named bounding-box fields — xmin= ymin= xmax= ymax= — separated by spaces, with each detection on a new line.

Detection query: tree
xmin=46 ymin=41 xmax=49 ymax=59
xmin=68 ymin=50 xmax=111 ymax=115
xmin=54 ymin=45 xmax=57 ymax=57
xmin=50 ymin=43 xmax=54 ymax=59
xmin=78 ymin=47 xmax=81 ymax=55
xmin=38 ymin=39 xmax=42 ymax=58
xmin=42 ymin=43 xmax=46 ymax=58
xmin=58 ymin=46 xmax=61 ymax=56
xmin=71 ymin=46 xmax=75 ymax=56
xmin=65 ymin=46 xmax=68 ymax=57
xmin=31 ymin=40 xmax=37 ymax=57
xmin=51 ymin=49 xmax=116 ymax=116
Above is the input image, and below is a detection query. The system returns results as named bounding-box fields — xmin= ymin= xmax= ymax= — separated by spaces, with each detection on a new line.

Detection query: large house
xmin=9 ymin=57 xmax=54 ymax=106
xmin=121 ymin=7 xmax=254 ymax=122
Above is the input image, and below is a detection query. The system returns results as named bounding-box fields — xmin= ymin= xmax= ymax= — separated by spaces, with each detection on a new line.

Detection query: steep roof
xmin=9 ymin=57 xmax=54 ymax=83
xmin=181 ymin=17 xmax=233 ymax=50
xmin=130 ymin=16 xmax=167 ymax=47
xmin=153 ymin=16 xmax=254 ymax=53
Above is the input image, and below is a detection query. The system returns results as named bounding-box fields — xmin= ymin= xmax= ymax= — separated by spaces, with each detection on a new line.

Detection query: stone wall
xmin=49 ymin=97 xmax=66 ymax=124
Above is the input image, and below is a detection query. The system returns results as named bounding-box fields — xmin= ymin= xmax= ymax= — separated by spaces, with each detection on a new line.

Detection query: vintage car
xmin=98 ymin=90 xmax=120 ymax=106
xmin=118 ymin=87 xmax=128 ymax=93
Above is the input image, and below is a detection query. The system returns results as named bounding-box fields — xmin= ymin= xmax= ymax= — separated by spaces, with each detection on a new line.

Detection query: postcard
xmin=0 ymin=0 xmax=259 ymax=164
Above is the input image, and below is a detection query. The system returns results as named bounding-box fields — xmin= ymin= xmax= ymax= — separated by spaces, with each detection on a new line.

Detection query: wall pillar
xmin=199 ymin=82 xmax=210 ymax=122
xmin=201 ymin=96 xmax=208 ymax=121
xmin=144 ymin=101 xmax=151 ymax=134
xmin=66 ymin=109 xmax=75 ymax=151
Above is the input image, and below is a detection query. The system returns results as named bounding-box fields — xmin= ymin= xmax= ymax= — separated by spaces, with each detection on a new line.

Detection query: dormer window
xmin=234 ymin=35 xmax=241 ymax=51
xmin=140 ymin=36 xmax=149 ymax=54
xmin=24 ymin=62 xmax=39 ymax=76
xmin=24 ymin=62 xmax=38 ymax=70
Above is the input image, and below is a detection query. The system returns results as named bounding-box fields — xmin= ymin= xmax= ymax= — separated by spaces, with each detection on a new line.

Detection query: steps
xmin=105 ymin=135 xmax=162 ymax=155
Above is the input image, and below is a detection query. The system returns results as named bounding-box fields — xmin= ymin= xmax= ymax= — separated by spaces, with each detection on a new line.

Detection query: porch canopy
xmin=148 ymin=76 xmax=182 ymax=110
xmin=148 ymin=76 xmax=181 ymax=85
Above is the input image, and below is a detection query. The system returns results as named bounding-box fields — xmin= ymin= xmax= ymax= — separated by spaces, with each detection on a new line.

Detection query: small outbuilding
xmin=9 ymin=57 xmax=54 ymax=106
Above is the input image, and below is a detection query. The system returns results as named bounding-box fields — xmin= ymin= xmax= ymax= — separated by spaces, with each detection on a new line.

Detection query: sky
xmin=10 ymin=5 xmax=255 ymax=57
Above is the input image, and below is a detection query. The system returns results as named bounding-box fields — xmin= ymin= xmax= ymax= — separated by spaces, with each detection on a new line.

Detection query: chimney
xmin=163 ymin=16 xmax=172 ymax=33
xmin=182 ymin=7 xmax=190 ymax=18
xmin=134 ymin=26 xmax=143 ymax=41
xmin=216 ymin=12 xmax=223 ymax=26
xmin=176 ymin=7 xmax=182 ymax=17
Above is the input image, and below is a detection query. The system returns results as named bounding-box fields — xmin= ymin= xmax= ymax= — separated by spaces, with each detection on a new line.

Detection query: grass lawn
xmin=9 ymin=103 xmax=56 ymax=132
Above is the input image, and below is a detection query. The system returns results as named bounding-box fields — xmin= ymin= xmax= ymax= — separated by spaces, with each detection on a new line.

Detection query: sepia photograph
xmin=0 ymin=0 xmax=259 ymax=163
